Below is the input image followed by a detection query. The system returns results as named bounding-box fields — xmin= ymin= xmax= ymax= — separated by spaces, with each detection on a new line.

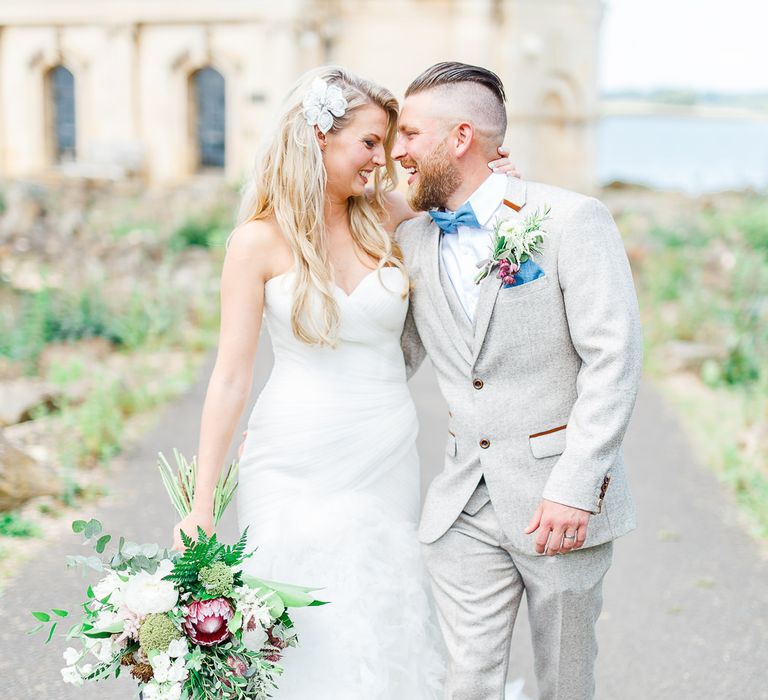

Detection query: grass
xmin=627 ymin=193 xmax=768 ymax=538
xmin=0 ymin=512 xmax=41 ymax=538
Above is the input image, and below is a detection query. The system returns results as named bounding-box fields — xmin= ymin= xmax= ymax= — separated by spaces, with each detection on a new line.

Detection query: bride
xmin=172 ymin=66 xmax=516 ymax=698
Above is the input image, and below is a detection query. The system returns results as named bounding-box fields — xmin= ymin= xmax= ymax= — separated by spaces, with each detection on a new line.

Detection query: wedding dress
xmin=236 ymin=267 xmax=445 ymax=699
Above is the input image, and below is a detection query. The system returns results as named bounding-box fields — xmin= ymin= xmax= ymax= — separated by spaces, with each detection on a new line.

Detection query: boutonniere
xmin=474 ymin=206 xmax=551 ymax=285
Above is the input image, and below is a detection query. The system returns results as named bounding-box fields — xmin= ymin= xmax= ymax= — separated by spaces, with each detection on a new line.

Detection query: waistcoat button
xmin=479 ymin=439 xmax=490 ymax=449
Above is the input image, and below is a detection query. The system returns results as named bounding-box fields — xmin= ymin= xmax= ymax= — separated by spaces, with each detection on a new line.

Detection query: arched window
xmin=191 ymin=67 xmax=226 ymax=170
xmin=48 ymin=65 xmax=76 ymax=163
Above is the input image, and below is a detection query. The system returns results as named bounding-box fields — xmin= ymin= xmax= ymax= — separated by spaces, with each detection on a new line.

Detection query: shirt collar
xmin=466 ymin=172 xmax=508 ymax=228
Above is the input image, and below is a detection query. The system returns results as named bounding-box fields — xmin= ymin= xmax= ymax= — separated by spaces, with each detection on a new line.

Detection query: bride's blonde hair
xmin=238 ymin=66 xmax=407 ymax=347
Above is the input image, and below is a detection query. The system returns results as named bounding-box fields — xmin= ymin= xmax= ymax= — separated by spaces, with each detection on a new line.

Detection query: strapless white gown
xmin=236 ymin=267 xmax=445 ymax=699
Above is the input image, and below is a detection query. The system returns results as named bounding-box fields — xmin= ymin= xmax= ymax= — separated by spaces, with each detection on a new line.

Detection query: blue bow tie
xmin=428 ymin=202 xmax=480 ymax=234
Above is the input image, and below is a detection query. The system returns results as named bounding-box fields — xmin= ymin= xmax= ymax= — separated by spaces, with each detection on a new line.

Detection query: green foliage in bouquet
xmin=165 ymin=527 xmax=251 ymax=599
xmin=157 ymin=448 xmax=238 ymax=525
xmin=64 ymin=517 xmax=178 ymax=576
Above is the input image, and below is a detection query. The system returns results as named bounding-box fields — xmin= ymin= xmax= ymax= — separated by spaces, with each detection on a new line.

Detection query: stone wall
xmin=0 ymin=0 xmax=602 ymax=192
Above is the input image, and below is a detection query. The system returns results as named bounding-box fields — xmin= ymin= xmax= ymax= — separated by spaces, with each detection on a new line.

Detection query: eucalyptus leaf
xmin=32 ymin=611 xmax=50 ymax=622
xmin=141 ymin=543 xmax=159 ymax=558
xmin=71 ymin=520 xmax=87 ymax=534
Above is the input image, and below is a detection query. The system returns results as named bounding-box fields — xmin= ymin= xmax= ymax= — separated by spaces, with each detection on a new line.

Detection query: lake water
xmin=597 ymin=115 xmax=768 ymax=194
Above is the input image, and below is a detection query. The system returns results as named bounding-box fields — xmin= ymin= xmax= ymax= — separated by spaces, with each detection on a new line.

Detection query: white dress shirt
xmin=439 ymin=173 xmax=508 ymax=322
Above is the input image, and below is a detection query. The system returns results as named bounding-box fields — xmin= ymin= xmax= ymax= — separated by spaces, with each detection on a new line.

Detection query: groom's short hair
xmin=406 ymin=62 xmax=507 ymax=142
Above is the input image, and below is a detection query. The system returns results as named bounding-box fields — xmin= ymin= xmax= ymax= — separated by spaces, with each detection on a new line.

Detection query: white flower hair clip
xmin=302 ymin=77 xmax=348 ymax=134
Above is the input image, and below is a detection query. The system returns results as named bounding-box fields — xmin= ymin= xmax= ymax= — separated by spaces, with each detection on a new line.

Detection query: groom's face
xmin=393 ymin=92 xmax=462 ymax=211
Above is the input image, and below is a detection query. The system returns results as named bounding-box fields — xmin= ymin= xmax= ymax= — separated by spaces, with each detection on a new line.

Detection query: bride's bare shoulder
xmin=224 ymin=217 xmax=292 ymax=278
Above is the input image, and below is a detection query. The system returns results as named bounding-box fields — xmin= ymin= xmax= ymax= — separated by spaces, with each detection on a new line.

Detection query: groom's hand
xmin=525 ymin=499 xmax=591 ymax=555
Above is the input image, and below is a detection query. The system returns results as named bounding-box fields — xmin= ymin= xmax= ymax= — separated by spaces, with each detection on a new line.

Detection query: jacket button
xmin=473 ymin=378 xmax=484 ymax=390
xmin=479 ymin=439 xmax=490 ymax=449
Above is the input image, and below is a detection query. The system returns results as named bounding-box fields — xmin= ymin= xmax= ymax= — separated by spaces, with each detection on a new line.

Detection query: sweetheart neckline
xmin=265 ymin=267 xmax=401 ymax=299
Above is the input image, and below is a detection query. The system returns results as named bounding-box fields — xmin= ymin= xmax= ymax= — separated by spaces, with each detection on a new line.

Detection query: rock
xmin=0 ymin=378 xmax=60 ymax=427
xmin=0 ymin=431 xmax=60 ymax=510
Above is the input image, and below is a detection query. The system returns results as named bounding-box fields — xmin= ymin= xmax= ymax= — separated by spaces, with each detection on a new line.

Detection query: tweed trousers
xmin=422 ymin=481 xmax=613 ymax=700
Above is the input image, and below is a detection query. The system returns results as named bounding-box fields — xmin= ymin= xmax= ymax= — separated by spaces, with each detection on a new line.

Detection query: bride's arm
xmin=172 ymin=219 xmax=280 ymax=550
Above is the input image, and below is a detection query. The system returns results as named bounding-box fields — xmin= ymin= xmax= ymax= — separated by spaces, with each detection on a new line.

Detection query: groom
xmin=393 ymin=63 xmax=642 ymax=700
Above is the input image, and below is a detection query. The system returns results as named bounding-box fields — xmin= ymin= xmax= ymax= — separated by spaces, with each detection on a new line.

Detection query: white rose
xmin=79 ymin=663 xmax=93 ymax=678
xmin=61 ymin=666 xmax=83 ymax=686
xmin=124 ymin=565 xmax=178 ymax=616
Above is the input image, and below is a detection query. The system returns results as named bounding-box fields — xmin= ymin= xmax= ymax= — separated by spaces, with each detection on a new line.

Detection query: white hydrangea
xmin=124 ymin=560 xmax=178 ymax=616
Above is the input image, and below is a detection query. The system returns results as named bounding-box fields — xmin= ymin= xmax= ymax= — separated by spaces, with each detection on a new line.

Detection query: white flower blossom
xmin=93 ymin=570 xmax=124 ymax=605
xmin=166 ymin=637 xmax=188 ymax=659
xmin=167 ymin=657 xmax=188 ymax=684
xmin=62 ymin=647 xmax=81 ymax=666
xmin=124 ymin=560 xmax=178 ymax=616
xmin=143 ymin=680 xmax=183 ymax=700
xmin=149 ymin=652 xmax=172 ymax=683
xmin=86 ymin=637 xmax=114 ymax=664
xmin=242 ymin=625 xmax=269 ymax=652
xmin=61 ymin=665 xmax=83 ymax=686
xmin=302 ymin=77 xmax=348 ymax=134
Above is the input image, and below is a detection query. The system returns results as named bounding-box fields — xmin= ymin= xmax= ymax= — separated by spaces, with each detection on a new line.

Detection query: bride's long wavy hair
xmin=237 ymin=66 xmax=407 ymax=347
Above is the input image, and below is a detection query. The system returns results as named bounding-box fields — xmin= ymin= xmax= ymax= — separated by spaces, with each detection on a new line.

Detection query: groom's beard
xmin=407 ymin=141 xmax=463 ymax=212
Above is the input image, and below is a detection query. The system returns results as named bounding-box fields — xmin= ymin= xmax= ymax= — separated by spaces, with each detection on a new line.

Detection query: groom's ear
xmin=453 ymin=121 xmax=475 ymax=158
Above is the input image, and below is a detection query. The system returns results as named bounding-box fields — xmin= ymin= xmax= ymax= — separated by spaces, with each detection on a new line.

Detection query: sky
xmin=600 ymin=0 xmax=768 ymax=93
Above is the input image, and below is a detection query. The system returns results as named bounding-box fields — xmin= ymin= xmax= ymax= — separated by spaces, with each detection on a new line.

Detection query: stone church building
xmin=0 ymin=0 xmax=604 ymax=192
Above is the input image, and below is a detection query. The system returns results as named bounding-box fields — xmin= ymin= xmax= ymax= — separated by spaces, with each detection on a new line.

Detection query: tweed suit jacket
xmin=397 ymin=177 xmax=643 ymax=550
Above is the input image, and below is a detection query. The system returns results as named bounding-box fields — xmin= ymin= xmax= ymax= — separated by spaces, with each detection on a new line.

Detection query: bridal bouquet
xmin=31 ymin=450 xmax=326 ymax=700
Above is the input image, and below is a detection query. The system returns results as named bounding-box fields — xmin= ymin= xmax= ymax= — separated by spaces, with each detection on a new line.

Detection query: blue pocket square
xmin=503 ymin=259 xmax=545 ymax=288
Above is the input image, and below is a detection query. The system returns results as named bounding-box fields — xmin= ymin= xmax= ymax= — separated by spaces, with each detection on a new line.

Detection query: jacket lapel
xmin=472 ymin=179 xmax=528 ymax=363
xmin=422 ymin=221 xmax=473 ymax=366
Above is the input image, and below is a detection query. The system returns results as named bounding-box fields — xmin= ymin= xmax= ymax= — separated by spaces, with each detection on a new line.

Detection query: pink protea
xmin=226 ymin=655 xmax=248 ymax=676
xmin=182 ymin=597 xmax=234 ymax=647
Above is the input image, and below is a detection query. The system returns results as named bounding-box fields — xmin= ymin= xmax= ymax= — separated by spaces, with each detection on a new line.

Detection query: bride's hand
xmin=488 ymin=146 xmax=521 ymax=178
xmin=173 ymin=508 xmax=214 ymax=552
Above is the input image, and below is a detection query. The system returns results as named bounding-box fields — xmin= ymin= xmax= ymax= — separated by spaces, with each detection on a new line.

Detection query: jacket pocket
xmin=529 ymin=424 xmax=566 ymax=459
